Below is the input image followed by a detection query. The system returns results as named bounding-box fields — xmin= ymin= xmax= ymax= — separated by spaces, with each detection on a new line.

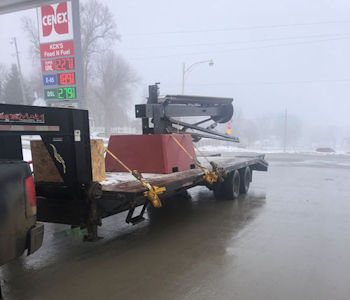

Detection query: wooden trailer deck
xmin=101 ymin=154 xmax=268 ymax=195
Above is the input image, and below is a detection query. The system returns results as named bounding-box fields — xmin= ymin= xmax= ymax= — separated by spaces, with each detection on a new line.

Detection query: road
xmin=1 ymin=152 xmax=350 ymax=300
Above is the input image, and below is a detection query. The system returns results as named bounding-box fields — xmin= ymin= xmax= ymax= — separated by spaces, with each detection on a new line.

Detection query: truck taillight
xmin=25 ymin=176 xmax=37 ymax=217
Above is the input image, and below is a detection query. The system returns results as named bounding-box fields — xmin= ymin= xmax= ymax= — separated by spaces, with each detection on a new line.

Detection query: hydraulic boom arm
xmin=135 ymin=84 xmax=240 ymax=143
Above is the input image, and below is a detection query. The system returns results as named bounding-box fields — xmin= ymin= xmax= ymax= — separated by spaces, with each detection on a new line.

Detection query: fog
xmin=0 ymin=0 xmax=349 ymax=150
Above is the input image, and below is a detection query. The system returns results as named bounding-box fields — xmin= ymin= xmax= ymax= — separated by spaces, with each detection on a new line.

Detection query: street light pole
xmin=182 ymin=59 xmax=214 ymax=94
xmin=182 ymin=63 xmax=186 ymax=95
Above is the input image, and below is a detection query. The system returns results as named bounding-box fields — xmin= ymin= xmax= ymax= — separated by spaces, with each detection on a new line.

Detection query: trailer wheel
xmin=213 ymin=170 xmax=240 ymax=200
xmin=239 ymin=167 xmax=251 ymax=194
xmin=213 ymin=182 xmax=224 ymax=200
xmin=222 ymin=170 xmax=240 ymax=200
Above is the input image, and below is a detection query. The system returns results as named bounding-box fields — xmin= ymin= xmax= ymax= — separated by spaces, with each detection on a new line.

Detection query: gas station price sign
xmin=58 ymin=87 xmax=76 ymax=99
xmin=44 ymin=87 xmax=76 ymax=100
xmin=42 ymin=54 xmax=77 ymax=101
xmin=38 ymin=1 xmax=83 ymax=105
xmin=56 ymin=57 xmax=74 ymax=70
xmin=58 ymin=72 xmax=75 ymax=85
xmin=42 ymin=57 xmax=75 ymax=72
xmin=42 ymin=72 xmax=75 ymax=86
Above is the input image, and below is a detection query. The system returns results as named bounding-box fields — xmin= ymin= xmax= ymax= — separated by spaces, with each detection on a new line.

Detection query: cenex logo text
xmin=41 ymin=2 xmax=69 ymax=37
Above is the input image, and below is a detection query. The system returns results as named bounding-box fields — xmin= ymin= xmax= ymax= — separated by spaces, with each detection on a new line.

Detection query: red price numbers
xmin=58 ymin=72 xmax=75 ymax=85
xmin=55 ymin=57 xmax=74 ymax=71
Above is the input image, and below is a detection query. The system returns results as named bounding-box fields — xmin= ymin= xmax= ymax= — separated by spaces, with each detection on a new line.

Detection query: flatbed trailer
xmin=0 ymin=103 xmax=268 ymax=241
xmin=99 ymin=154 xmax=267 ymax=222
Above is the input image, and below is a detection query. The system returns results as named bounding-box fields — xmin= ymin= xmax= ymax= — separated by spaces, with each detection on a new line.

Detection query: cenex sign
xmin=38 ymin=1 xmax=83 ymax=106
xmin=38 ymin=2 xmax=73 ymax=43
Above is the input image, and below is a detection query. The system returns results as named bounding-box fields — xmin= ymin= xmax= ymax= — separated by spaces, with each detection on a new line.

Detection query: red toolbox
xmin=105 ymin=134 xmax=197 ymax=174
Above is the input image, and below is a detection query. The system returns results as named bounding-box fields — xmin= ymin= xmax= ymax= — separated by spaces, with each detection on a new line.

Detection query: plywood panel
xmin=30 ymin=140 xmax=63 ymax=183
xmin=91 ymin=139 xmax=105 ymax=182
xmin=30 ymin=139 xmax=106 ymax=183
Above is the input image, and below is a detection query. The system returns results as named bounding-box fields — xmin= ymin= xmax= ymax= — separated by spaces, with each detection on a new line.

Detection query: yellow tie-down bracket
xmin=132 ymin=170 xmax=166 ymax=208
xmin=104 ymin=146 xmax=166 ymax=208
xmin=143 ymin=184 xmax=166 ymax=208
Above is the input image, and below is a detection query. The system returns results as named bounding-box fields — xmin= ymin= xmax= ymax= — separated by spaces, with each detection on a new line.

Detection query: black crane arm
xmin=135 ymin=84 xmax=239 ymax=143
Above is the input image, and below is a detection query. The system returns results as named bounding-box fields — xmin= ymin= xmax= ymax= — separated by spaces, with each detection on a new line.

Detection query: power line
xmin=123 ymin=20 xmax=350 ymax=36
xmin=128 ymin=36 xmax=350 ymax=60
xmin=122 ymin=32 xmax=350 ymax=50
xmin=183 ymin=79 xmax=350 ymax=87
xmin=161 ymin=79 xmax=350 ymax=90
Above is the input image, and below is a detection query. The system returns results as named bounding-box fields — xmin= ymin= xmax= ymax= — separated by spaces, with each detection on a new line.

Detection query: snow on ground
xmin=23 ymin=148 xmax=32 ymax=162
xmin=22 ymin=143 xmax=349 ymax=167
xmin=198 ymin=145 xmax=350 ymax=155
xmin=21 ymin=134 xmax=350 ymax=186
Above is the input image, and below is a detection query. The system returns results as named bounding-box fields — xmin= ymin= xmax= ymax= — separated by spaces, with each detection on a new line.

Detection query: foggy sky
xmin=0 ymin=0 xmax=349 ymax=130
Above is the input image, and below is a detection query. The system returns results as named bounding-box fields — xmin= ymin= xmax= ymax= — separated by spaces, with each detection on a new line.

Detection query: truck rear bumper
xmin=28 ymin=223 xmax=44 ymax=255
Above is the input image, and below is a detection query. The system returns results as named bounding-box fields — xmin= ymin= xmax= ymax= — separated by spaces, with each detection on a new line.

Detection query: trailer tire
xmin=239 ymin=167 xmax=251 ymax=194
xmin=222 ymin=170 xmax=240 ymax=200
xmin=213 ymin=182 xmax=225 ymax=200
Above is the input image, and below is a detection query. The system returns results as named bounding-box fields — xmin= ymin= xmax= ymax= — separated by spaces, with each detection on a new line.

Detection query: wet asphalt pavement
xmin=1 ymin=152 xmax=350 ymax=300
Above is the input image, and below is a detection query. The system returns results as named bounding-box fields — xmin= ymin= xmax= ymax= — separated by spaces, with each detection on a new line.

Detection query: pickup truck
xmin=0 ymin=160 xmax=44 ymax=267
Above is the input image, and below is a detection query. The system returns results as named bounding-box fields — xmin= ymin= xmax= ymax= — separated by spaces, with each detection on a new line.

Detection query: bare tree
xmin=20 ymin=0 xmax=138 ymax=129
xmin=92 ymin=51 xmax=138 ymax=132
xmin=21 ymin=16 xmax=40 ymax=61
xmin=0 ymin=64 xmax=8 ymax=103
xmin=80 ymin=0 xmax=119 ymax=107
xmin=241 ymin=120 xmax=260 ymax=147
xmin=0 ymin=64 xmax=7 ymax=84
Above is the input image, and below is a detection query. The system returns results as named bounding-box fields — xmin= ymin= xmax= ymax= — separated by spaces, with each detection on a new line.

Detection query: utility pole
xmin=283 ymin=108 xmax=288 ymax=152
xmin=11 ymin=37 xmax=27 ymax=105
